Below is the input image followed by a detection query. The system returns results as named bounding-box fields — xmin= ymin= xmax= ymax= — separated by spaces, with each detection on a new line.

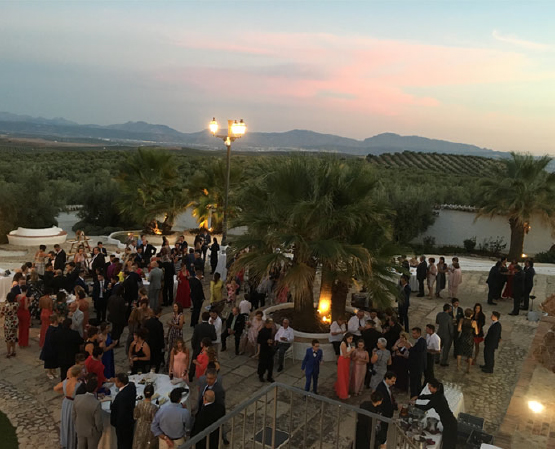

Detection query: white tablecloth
xmin=215 ymin=250 xmax=227 ymax=281
xmin=98 ymin=373 xmax=190 ymax=449
xmin=416 ymin=385 xmax=465 ymax=449
xmin=0 ymin=275 xmax=12 ymax=302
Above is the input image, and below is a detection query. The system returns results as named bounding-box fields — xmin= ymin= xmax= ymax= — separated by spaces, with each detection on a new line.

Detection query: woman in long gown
xmin=246 ymin=310 xmax=264 ymax=357
xmin=175 ymin=265 xmax=191 ymax=309
xmin=167 ymin=302 xmax=184 ymax=364
xmin=17 ymin=289 xmax=31 ymax=347
xmin=502 ymin=260 xmax=517 ymax=299
xmin=472 ymin=303 xmax=486 ymax=363
xmin=391 ymin=332 xmax=411 ymax=392
xmin=427 ymin=258 xmax=437 ymax=298
xmin=350 ymin=339 xmax=369 ymax=396
xmin=435 ymin=257 xmax=447 ymax=298
xmin=54 ymin=365 xmax=83 ymax=449
xmin=210 ymin=238 xmax=220 ymax=275
xmin=457 ymin=308 xmax=477 ymax=373
xmin=132 ymin=385 xmax=159 ymax=449
xmin=39 ymin=289 xmax=54 ymax=348
xmin=448 ymin=262 xmax=463 ymax=298
xmin=369 ymin=338 xmax=392 ymax=391
xmin=1 ymin=292 xmax=19 ymax=358
xmin=335 ymin=333 xmax=354 ymax=400
xmin=169 ymin=339 xmax=190 ymax=380
xmin=98 ymin=322 xmax=117 ymax=379
xmin=40 ymin=314 xmax=59 ymax=379
xmin=34 ymin=244 xmax=48 ymax=276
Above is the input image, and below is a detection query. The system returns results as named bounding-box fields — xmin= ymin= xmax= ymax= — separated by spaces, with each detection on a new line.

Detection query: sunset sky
xmin=1 ymin=1 xmax=554 ymax=153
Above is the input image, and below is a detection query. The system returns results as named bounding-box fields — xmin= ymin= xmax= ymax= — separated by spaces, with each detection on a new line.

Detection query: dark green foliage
xmin=463 ymin=237 xmax=477 ymax=252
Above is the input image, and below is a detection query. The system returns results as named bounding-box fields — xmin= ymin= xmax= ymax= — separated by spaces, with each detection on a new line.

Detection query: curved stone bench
xmin=7 ymin=227 xmax=67 ymax=246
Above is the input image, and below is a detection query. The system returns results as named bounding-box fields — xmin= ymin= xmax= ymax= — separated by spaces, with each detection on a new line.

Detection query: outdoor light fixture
xmin=208 ymin=116 xmax=247 ymax=245
xmin=528 ymin=400 xmax=544 ymax=413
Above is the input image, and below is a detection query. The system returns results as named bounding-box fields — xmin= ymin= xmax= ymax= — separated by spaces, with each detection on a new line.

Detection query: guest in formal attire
xmin=436 ymin=304 xmax=454 ymax=367
xmin=335 ymin=333 xmax=354 ymax=399
xmin=144 ymin=307 xmax=165 ymax=373
xmin=151 ymin=387 xmax=191 ymax=449
xmin=472 ymin=303 xmax=486 ymax=363
xmin=427 ymin=257 xmax=437 ymax=298
xmin=54 ymin=318 xmax=84 ymax=381
xmin=209 ymin=272 xmax=223 ymax=304
xmin=1 ymin=292 xmax=20 ymax=358
xmin=108 ymin=285 xmax=127 ymax=342
xmin=424 ymin=324 xmax=441 ymax=383
xmin=355 ymin=391 xmax=384 ymax=449
xmin=457 ymin=308 xmax=477 ymax=373
xmin=370 ymin=338 xmax=392 ymax=391
xmin=398 ymin=275 xmax=411 ymax=332
xmin=301 ymin=339 xmax=323 ymax=394
xmin=190 ymin=272 xmax=206 ymax=327
xmin=435 ymin=257 xmax=448 ymax=298
xmin=450 ymin=298 xmax=464 ymax=359
xmin=481 ymin=311 xmax=502 ymax=373
xmin=175 ymin=264 xmax=191 ymax=309
xmin=391 ymin=332 xmax=411 ymax=392
xmin=85 ymin=346 xmax=111 ymax=385
xmin=148 ymin=261 xmax=163 ymax=310
xmin=329 ymin=317 xmax=347 ymax=355
xmin=84 ymin=326 xmax=100 ymax=357
xmin=68 ymin=300 xmax=84 ymax=338
xmin=416 ymin=256 xmax=427 ymax=297
xmin=509 ymin=264 xmax=525 ymax=316
xmin=167 ymin=302 xmax=184 ymax=363
xmin=347 ymin=310 xmax=367 ymax=337
xmin=221 ymin=307 xmax=246 ymax=355
xmin=40 ymin=313 xmax=60 ymax=379
xmin=351 ymin=339 xmax=369 ymax=396
xmin=413 ymin=379 xmax=457 ymax=449
xmin=16 ymin=288 xmax=31 ymax=347
xmin=39 ymin=288 xmax=54 ymax=348
xmin=257 ymin=319 xmax=276 ymax=383
xmin=190 ymin=312 xmax=217 ymax=381
xmin=208 ymin=310 xmax=223 ymax=353
xmin=54 ymin=244 xmax=67 ymax=271
xmin=375 ymin=371 xmax=399 ymax=444
xmin=111 ymin=373 xmax=137 ymax=449
xmin=408 ymin=327 xmax=427 ymax=398
xmin=210 ymin=238 xmax=220 ymax=275
xmin=98 ymin=321 xmax=117 ymax=379
xmin=275 ymin=318 xmax=295 ymax=372
xmin=523 ymin=259 xmax=536 ymax=311
xmin=448 ymin=262 xmax=463 ymax=299
xmin=92 ymin=273 xmax=109 ymax=323
xmin=169 ymin=339 xmax=190 ymax=380
xmin=54 ymin=365 xmax=83 ymax=449
xmin=72 ymin=377 xmax=103 ymax=449
xmin=129 ymin=328 xmax=151 ymax=374
xmin=191 ymin=390 xmax=226 ymax=449
xmin=132 ymin=384 xmax=158 ymax=449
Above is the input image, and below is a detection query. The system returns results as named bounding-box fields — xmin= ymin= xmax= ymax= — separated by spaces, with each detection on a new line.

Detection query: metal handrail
xmin=181 ymin=381 xmax=394 ymax=448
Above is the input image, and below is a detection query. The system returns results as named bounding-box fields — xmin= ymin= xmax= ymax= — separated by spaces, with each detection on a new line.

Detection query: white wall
xmin=412 ymin=209 xmax=554 ymax=255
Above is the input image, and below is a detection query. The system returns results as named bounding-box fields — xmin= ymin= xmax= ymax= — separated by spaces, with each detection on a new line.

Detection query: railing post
xmin=318 ymin=401 xmax=324 ymax=449
xmin=303 ymin=392 xmax=308 ymax=448
xmin=335 ymin=405 xmax=341 ymax=449
xmin=271 ymin=386 xmax=278 ymax=448
xmin=288 ymin=389 xmax=293 ymax=449
xmin=242 ymin=407 xmax=247 ymax=448
xmin=252 ymin=399 xmax=258 ymax=449
xmin=262 ymin=392 xmax=268 ymax=449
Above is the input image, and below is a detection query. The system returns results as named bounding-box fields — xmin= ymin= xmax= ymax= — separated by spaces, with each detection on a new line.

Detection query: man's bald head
xmin=203 ymin=390 xmax=216 ymax=404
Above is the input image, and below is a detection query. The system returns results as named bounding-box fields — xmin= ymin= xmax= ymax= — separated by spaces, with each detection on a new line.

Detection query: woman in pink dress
xmin=335 ymin=333 xmax=354 ymax=400
xmin=350 ymin=339 xmax=369 ymax=396
xmin=175 ymin=266 xmax=191 ymax=309
xmin=169 ymin=339 xmax=190 ymax=380
xmin=448 ymin=262 xmax=463 ymax=298
xmin=39 ymin=290 xmax=54 ymax=348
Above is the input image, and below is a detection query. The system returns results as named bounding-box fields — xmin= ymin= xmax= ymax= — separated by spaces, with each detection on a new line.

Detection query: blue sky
xmin=1 ymin=1 xmax=554 ymax=153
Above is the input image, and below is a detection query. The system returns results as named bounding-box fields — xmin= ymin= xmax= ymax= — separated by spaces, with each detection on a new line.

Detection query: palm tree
xmin=478 ymin=152 xmax=555 ymax=260
xmin=116 ymin=148 xmax=188 ymax=233
xmin=186 ymin=160 xmax=243 ymax=232
xmin=231 ymin=155 xmax=396 ymax=321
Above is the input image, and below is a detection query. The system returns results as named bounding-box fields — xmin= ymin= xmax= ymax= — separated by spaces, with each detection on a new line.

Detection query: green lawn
xmin=0 ymin=412 xmax=18 ymax=449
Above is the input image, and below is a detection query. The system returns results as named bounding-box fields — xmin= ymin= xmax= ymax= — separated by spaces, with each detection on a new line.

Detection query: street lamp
xmin=209 ymin=117 xmax=247 ymax=246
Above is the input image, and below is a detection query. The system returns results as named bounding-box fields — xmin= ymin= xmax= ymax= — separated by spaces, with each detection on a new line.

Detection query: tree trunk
xmin=508 ymin=217 xmax=526 ymax=261
xmin=331 ymin=279 xmax=350 ymax=321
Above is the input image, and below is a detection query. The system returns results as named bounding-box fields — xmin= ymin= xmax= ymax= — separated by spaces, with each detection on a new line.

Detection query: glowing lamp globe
xmin=209 ymin=118 xmax=219 ymax=135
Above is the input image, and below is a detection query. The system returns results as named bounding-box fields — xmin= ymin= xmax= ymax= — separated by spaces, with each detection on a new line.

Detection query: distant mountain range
xmin=0 ymin=111 xmax=509 ymax=159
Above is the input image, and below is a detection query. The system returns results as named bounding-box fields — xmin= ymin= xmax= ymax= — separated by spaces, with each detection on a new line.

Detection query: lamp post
xmin=209 ymin=117 xmax=247 ymax=246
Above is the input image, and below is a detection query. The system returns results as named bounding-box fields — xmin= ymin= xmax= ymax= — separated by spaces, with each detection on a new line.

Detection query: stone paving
xmin=1 ymin=269 xmax=554 ymax=448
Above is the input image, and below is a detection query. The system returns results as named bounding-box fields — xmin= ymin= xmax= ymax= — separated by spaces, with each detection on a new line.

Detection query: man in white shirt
xmin=68 ymin=300 xmax=84 ymax=337
xmin=209 ymin=310 xmax=223 ymax=354
xmin=424 ymin=324 xmax=441 ymax=383
xmin=369 ymin=309 xmax=383 ymax=333
xmin=329 ymin=317 xmax=347 ymax=355
xmin=275 ymin=319 xmax=295 ymax=372
xmin=239 ymin=297 xmax=252 ymax=315
xmin=347 ymin=310 xmax=367 ymax=337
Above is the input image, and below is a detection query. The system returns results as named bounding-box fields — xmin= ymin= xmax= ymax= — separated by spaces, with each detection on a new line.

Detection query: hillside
xmin=366 ymin=151 xmax=503 ymax=176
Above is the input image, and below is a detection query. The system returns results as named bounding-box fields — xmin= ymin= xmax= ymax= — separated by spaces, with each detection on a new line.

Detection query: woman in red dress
xmin=335 ymin=333 xmax=354 ymax=400
xmin=502 ymin=260 xmax=517 ymax=299
xmin=175 ymin=265 xmax=191 ymax=309
xmin=39 ymin=289 xmax=53 ymax=348
xmin=17 ymin=288 xmax=31 ymax=347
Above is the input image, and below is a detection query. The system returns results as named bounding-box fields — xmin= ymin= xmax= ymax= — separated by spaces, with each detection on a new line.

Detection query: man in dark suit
xmin=301 ymin=339 xmax=323 ymax=394
xmin=408 ymin=327 xmax=427 ymax=398
xmin=383 ymin=316 xmax=403 ymax=351
xmin=436 ymin=304 xmax=454 ymax=366
xmin=142 ymin=239 xmax=156 ymax=262
xmin=92 ymin=273 xmax=109 ymax=323
xmin=107 ymin=285 xmax=127 ymax=342
xmin=65 ymin=263 xmax=79 ymax=292
xmin=189 ymin=312 xmax=217 ymax=381
xmin=51 ymin=269 xmax=65 ymax=292
xmin=481 ymin=312 xmax=502 ymax=373
xmin=123 ymin=270 xmax=140 ymax=313
xmin=144 ymin=307 xmax=165 ymax=372
xmin=53 ymin=318 xmax=84 ymax=381
xmin=375 ymin=371 xmax=398 ymax=442
xmin=110 ymin=373 xmax=136 ymax=449
xmin=190 ymin=272 xmax=205 ymax=327
xmin=362 ymin=320 xmax=381 ymax=389
xmin=90 ymin=247 xmax=106 ymax=276
xmin=509 ymin=265 xmax=525 ymax=316
xmin=523 ymin=259 xmax=536 ymax=311
xmin=53 ymin=244 xmax=67 ymax=271
xmin=191 ymin=389 xmax=226 ymax=449
xmin=197 ymin=368 xmax=226 ymax=411
xmin=486 ymin=261 xmax=501 ymax=305
xmin=355 ymin=391 xmax=385 ymax=449
xmin=96 ymin=241 xmax=108 ymax=256
xmin=74 ymin=269 xmax=89 ymax=294
xmin=257 ymin=319 xmax=276 ymax=383
xmin=221 ymin=307 xmax=246 ymax=355
xmin=449 ymin=298 xmax=464 ymax=359
xmin=416 ymin=256 xmax=427 ymax=297
xmin=398 ymin=275 xmax=411 ymax=332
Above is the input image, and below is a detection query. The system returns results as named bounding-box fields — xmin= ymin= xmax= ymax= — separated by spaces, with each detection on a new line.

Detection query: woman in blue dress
xmin=54 ymin=365 xmax=83 ymax=449
xmin=99 ymin=321 xmax=117 ymax=379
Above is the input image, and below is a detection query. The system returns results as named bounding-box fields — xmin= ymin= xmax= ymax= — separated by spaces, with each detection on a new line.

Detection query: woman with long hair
xmin=246 ymin=310 xmax=264 ymax=357
xmin=54 ymin=365 xmax=83 ymax=449
xmin=175 ymin=265 xmax=191 ymax=309
xmin=129 ymin=328 xmax=151 ymax=374
xmin=350 ymin=339 xmax=369 ymax=396
xmin=472 ymin=303 xmax=486 ymax=363
xmin=169 ymin=339 xmax=190 ymax=380
xmin=435 ymin=257 xmax=447 ymax=298
xmin=98 ymin=321 xmax=117 ymax=379
xmin=427 ymin=257 xmax=437 ymax=298
xmin=34 ymin=244 xmax=48 ymax=276
xmin=210 ymin=238 xmax=220 ymax=275
xmin=335 ymin=333 xmax=354 ymax=400
xmin=391 ymin=331 xmax=412 ymax=392
xmin=1 ymin=292 xmax=19 ymax=358
xmin=16 ymin=287 xmax=31 ymax=347
xmin=193 ymin=338 xmax=212 ymax=379
xmin=132 ymin=384 xmax=159 ymax=449
xmin=167 ymin=302 xmax=185 ymax=364
xmin=457 ymin=308 xmax=478 ymax=373
xmin=39 ymin=287 xmax=54 ymax=348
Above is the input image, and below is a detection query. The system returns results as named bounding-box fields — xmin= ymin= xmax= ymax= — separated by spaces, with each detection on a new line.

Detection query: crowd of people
xmin=0 ymin=244 xmax=524 ymax=449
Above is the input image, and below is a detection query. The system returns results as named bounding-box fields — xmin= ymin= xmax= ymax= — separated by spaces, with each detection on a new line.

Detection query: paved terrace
xmin=1 ymin=269 xmax=554 ymax=448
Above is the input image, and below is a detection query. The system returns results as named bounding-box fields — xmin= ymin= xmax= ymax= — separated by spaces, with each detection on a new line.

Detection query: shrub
xmin=535 ymin=250 xmax=555 ymax=263
xmin=463 ymin=237 xmax=477 ymax=252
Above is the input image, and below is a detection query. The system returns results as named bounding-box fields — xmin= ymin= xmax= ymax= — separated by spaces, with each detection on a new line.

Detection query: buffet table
xmin=413 ymin=384 xmax=465 ymax=449
xmin=98 ymin=373 xmax=190 ymax=449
